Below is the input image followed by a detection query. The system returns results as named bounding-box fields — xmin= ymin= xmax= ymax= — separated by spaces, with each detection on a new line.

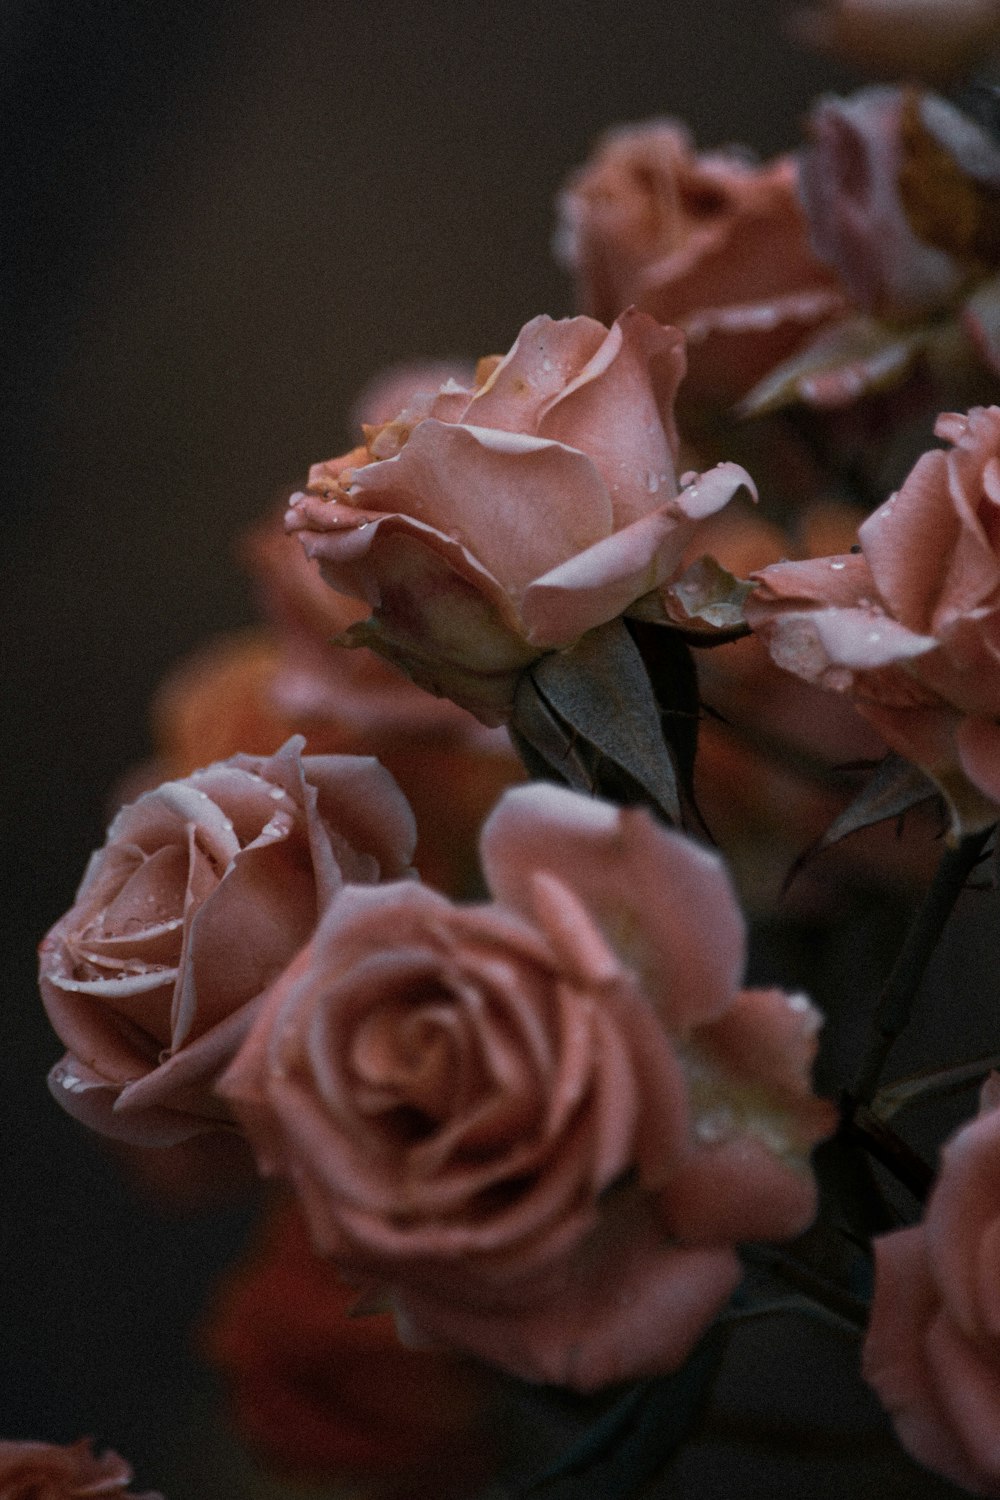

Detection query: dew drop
xmin=646 ymin=471 xmax=661 ymax=494
xmin=830 ymin=561 xmax=846 ymax=571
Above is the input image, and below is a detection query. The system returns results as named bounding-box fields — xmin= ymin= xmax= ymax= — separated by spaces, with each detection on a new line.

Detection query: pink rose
xmin=793 ymin=0 xmax=1000 ymax=83
xmin=286 ymin=310 xmax=754 ymax=725
xmin=799 ymin=87 xmax=967 ymax=322
xmin=554 ymin=121 xmax=843 ymax=406
xmin=863 ymin=1081 xmax=1000 ymax=1494
xmin=0 ymin=1439 xmax=160 ymax=1499
xmin=747 ymin=407 xmax=1000 ymax=830
xmin=40 ymin=737 xmax=416 ymax=1145
xmin=221 ymin=784 xmax=833 ymax=1391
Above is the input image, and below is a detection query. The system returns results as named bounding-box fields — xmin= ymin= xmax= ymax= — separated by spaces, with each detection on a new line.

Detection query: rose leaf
xmin=525 ymin=620 xmax=683 ymax=825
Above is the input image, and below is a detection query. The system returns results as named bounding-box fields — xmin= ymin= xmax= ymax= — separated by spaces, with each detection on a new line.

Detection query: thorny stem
xmin=850 ymin=826 xmax=995 ymax=1109
xmin=741 ymin=1245 xmax=868 ymax=1333
xmin=873 ymin=1050 xmax=1000 ymax=1122
xmin=839 ymin=1102 xmax=933 ymax=1203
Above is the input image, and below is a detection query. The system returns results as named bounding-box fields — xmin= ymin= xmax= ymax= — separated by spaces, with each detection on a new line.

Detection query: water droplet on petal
xmin=830 ymin=561 xmax=846 ymax=571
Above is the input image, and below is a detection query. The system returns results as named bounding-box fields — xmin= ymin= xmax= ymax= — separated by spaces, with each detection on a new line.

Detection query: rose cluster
xmin=40 ymin=752 xmax=833 ymax=1393
xmin=34 ymin=9 xmax=1000 ymax=1488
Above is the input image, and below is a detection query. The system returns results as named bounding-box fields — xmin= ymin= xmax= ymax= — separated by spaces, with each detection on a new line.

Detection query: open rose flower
xmin=800 ymin=88 xmax=968 ymax=324
xmin=220 ymin=784 xmax=833 ymax=1391
xmin=747 ymin=407 xmax=1000 ymax=831
xmin=863 ymin=1078 xmax=1000 ymax=1495
xmin=40 ymin=737 xmax=416 ymax=1145
xmin=0 ymin=1440 xmax=160 ymax=1499
xmin=554 ymin=121 xmax=843 ymax=407
xmin=203 ymin=1198 xmax=494 ymax=1497
xmin=286 ymin=310 xmax=754 ymax=725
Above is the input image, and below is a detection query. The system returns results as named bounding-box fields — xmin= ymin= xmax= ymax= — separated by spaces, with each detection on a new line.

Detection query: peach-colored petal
xmin=926 ymin=1313 xmax=1000 ymax=1485
xmin=393 ymin=1198 xmax=742 ymax=1392
xmin=347 ymin=420 xmax=616 ymax=592
xmin=535 ymin=311 xmax=685 ymax=527
xmin=864 ymin=1229 xmax=982 ymax=1493
xmin=858 ymin=451 xmax=959 ymax=631
xmin=480 ymin=784 xmax=746 ymax=1029
xmin=463 ymin=314 xmax=609 ymax=434
xmin=661 ymin=1136 xmax=818 ymax=1244
xmin=925 ymin=1107 xmax=1000 ymax=1341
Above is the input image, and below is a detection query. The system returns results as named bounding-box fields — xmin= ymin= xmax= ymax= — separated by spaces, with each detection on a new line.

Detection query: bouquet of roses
xmin=20 ymin=1 xmax=1000 ymax=1495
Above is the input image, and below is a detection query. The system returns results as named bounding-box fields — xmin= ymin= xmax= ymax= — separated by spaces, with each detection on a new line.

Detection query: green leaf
xmin=738 ymin=316 xmax=925 ymax=416
xmin=786 ymin=754 xmax=940 ymax=892
xmin=513 ymin=620 xmax=683 ymax=824
xmin=626 ymin=620 xmax=701 ymax=807
xmin=506 ymin=1326 xmax=729 ymax=1499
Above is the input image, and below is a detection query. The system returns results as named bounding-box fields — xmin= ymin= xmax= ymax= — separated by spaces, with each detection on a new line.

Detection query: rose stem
xmin=838 ymin=1102 xmax=934 ymax=1201
xmin=851 ymin=825 xmax=995 ymax=1110
xmin=741 ymin=1245 xmax=869 ymax=1332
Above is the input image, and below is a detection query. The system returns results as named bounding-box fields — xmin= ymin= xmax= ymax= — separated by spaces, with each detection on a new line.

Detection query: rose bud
xmin=554 ymin=120 xmax=843 ymax=407
xmin=220 ymin=785 xmax=833 ymax=1392
xmin=863 ymin=1078 xmax=1000 ymax=1495
xmin=286 ymin=310 xmax=755 ymax=725
xmin=0 ymin=1439 xmax=161 ymax=1499
xmin=747 ymin=406 xmax=1000 ymax=833
xmin=39 ymin=737 xmax=416 ymax=1146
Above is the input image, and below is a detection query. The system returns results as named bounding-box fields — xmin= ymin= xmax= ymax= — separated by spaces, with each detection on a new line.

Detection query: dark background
xmin=0 ymin=2 xmax=969 ymax=1494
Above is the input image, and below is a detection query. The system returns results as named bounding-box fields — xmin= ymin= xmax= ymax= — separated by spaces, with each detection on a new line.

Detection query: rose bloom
xmin=286 ymin=309 xmax=754 ymax=725
xmin=203 ymin=1199 xmax=494 ymax=1497
xmin=863 ymin=1078 xmax=1000 ymax=1495
xmin=793 ymin=0 xmax=1000 ymax=83
xmin=554 ymin=120 xmax=843 ymax=407
xmin=39 ymin=737 xmax=416 ymax=1145
xmin=747 ymin=407 xmax=1000 ymax=831
xmin=220 ymin=784 xmax=833 ymax=1392
xmin=799 ymin=87 xmax=969 ymax=325
xmin=0 ymin=1440 xmax=160 ymax=1499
